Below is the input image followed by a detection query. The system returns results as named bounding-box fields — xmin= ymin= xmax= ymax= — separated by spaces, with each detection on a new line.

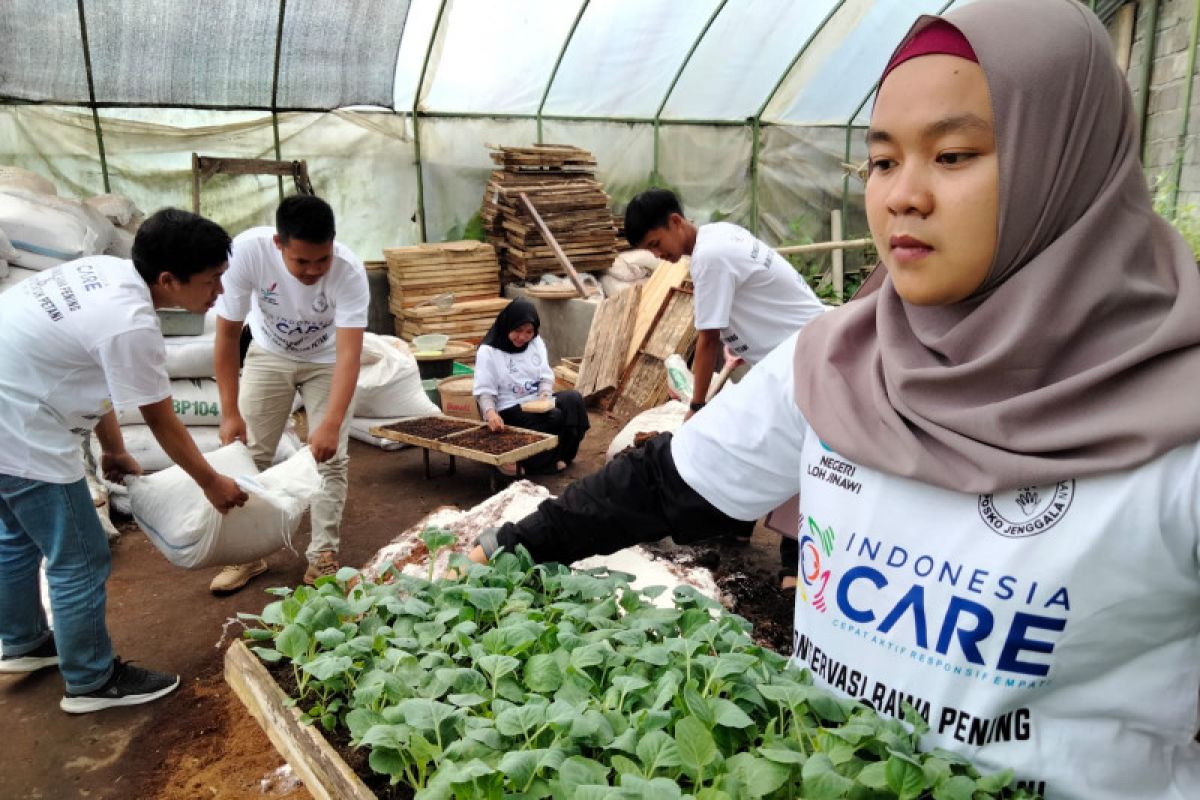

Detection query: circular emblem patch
xmin=977 ymin=481 xmax=1075 ymax=539
xmin=311 ymin=292 xmax=329 ymax=313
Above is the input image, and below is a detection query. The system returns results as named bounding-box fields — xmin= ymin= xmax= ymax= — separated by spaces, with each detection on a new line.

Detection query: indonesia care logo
xmin=798 ymin=516 xmax=836 ymax=612
xmin=978 ymin=481 xmax=1075 ymax=539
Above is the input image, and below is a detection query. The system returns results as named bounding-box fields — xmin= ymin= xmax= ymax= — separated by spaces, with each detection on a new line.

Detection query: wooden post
xmin=191 ymin=153 xmax=201 ymax=214
xmin=830 ymin=209 xmax=844 ymax=302
xmin=518 ymin=192 xmax=589 ymax=297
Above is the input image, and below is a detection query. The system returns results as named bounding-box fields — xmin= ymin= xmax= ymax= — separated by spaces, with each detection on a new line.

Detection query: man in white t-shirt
xmin=624 ymin=189 xmax=825 ymax=420
xmin=0 ymin=208 xmax=248 ymax=714
xmin=211 ymin=195 xmax=368 ymax=593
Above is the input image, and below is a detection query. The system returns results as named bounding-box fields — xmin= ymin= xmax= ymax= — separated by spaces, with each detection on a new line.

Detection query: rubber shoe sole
xmin=60 ymin=675 xmax=179 ymax=713
xmin=0 ymin=653 xmax=59 ymax=673
xmin=60 ymin=661 xmax=180 ymax=715
xmin=0 ymin=637 xmax=59 ymax=673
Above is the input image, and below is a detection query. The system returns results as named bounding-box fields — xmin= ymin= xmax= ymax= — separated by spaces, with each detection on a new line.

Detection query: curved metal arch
xmin=413 ymin=0 xmax=451 ymax=243
xmin=839 ymin=0 xmax=959 ymax=226
xmin=747 ymin=0 xmax=848 ymax=234
xmin=651 ymin=0 xmax=730 ymax=184
xmin=537 ymin=1 xmax=590 ymax=144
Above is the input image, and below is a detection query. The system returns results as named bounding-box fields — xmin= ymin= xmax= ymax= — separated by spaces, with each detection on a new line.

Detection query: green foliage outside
xmin=1152 ymin=174 xmax=1200 ymax=261
xmin=443 ymin=210 xmax=486 ymax=243
xmin=240 ymin=531 xmax=1039 ymax=800
xmin=780 ymin=216 xmax=873 ymax=304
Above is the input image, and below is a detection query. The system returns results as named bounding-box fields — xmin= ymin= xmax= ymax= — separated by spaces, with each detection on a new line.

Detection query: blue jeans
xmin=0 ymin=473 xmax=114 ymax=693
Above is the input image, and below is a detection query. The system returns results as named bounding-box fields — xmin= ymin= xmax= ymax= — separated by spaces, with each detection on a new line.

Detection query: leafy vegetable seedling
xmin=241 ymin=533 xmax=1040 ymax=799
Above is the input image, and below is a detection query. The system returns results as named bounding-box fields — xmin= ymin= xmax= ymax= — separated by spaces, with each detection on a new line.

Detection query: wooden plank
xmin=575 ymin=284 xmax=641 ymax=400
xmin=517 ymin=193 xmax=588 ymax=297
xmin=611 ymin=286 xmax=697 ymax=418
xmin=224 ymin=640 xmax=375 ymax=800
xmin=625 ymin=257 xmax=690 ymax=368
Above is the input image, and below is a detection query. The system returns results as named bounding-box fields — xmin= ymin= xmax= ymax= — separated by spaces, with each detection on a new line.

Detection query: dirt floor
xmin=1 ymin=412 xmax=794 ymax=800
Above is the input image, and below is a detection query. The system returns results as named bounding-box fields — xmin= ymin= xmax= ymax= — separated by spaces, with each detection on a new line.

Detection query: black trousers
xmin=498 ymin=389 xmax=590 ymax=474
xmin=494 ymin=432 xmax=755 ymax=565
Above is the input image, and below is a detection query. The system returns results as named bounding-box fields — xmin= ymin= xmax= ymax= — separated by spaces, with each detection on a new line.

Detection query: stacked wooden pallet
xmin=396 ymin=298 xmax=511 ymax=343
xmin=382 ymin=240 xmax=500 ymax=316
xmin=481 ymin=144 xmax=619 ymax=283
xmin=553 ymin=357 xmax=581 ymax=391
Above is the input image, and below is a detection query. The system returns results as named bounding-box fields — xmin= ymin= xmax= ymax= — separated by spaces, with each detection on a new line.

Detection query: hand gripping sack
xmin=130 ymin=442 xmax=321 ymax=569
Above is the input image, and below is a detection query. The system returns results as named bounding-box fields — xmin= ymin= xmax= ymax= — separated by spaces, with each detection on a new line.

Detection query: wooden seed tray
xmin=370 ymin=415 xmax=557 ymax=466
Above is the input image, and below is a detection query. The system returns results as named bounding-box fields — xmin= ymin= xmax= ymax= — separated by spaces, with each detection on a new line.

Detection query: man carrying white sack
xmin=0 ymin=208 xmax=248 ymax=713
xmin=212 ymin=195 xmax=367 ymax=594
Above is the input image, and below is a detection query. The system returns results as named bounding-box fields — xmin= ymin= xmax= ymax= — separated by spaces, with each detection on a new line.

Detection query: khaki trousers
xmin=239 ymin=343 xmax=355 ymax=562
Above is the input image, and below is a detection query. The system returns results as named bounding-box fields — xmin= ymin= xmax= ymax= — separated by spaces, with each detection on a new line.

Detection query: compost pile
xmin=242 ymin=537 xmax=1039 ymax=800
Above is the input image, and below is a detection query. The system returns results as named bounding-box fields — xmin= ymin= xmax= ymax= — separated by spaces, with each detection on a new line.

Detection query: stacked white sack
xmin=347 ymin=333 xmax=440 ymax=450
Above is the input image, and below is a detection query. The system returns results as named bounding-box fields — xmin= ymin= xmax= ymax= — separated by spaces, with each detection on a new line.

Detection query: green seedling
xmin=242 ymin=546 xmax=1040 ymax=799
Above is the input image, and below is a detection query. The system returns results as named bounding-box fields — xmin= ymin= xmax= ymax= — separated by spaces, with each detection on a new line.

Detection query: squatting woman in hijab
xmin=472 ymin=299 xmax=589 ymax=476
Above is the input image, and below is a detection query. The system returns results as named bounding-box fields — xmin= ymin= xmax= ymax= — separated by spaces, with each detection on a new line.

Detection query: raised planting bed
xmin=232 ymin=540 xmax=1040 ymax=800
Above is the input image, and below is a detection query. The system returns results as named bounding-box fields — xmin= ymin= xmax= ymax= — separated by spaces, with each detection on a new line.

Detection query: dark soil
xmin=381 ymin=416 xmax=480 ymax=439
xmin=447 ymin=427 xmax=545 ymax=454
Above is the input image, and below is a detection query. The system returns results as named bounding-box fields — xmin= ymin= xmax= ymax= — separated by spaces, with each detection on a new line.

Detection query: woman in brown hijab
xmin=472 ymin=2 xmax=1200 ymax=794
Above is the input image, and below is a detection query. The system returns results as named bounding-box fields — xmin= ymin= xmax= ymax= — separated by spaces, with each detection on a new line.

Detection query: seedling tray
xmin=370 ymin=415 xmax=556 ymax=466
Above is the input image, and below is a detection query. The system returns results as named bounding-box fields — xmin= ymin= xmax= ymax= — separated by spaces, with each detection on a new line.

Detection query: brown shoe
xmin=303 ymin=551 xmax=339 ymax=585
xmin=209 ymin=560 xmax=268 ymax=595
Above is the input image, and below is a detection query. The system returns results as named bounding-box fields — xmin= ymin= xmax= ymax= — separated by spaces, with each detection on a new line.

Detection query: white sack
xmin=116 ymin=378 xmax=223 ymax=426
xmin=608 ymin=249 xmax=659 ymax=282
xmin=85 ymin=193 xmax=142 ymax=229
xmin=130 ymin=443 xmax=321 ymax=570
xmin=106 ymin=423 xmax=300 ymax=473
xmin=355 ymin=333 xmax=440 ymax=418
xmin=0 ymin=265 xmax=38 ymax=294
xmin=104 ymin=227 xmax=135 ymax=258
xmin=0 ymin=189 xmax=114 ymax=270
xmin=606 ymin=400 xmax=688 ymax=462
xmin=163 ymin=309 xmax=217 ymax=378
xmin=349 ymin=416 xmax=409 ymax=451
xmin=0 ymin=227 xmax=17 ymax=275
xmin=0 ymin=166 xmax=56 ymax=196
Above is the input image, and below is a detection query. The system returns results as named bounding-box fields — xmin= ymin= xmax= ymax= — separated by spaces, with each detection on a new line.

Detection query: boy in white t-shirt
xmin=623 ymin=189 xmax=825 ymax=420
xmin=0 ymin=208 xmax=248 ymax=714
xmin=211 ymin=195 xmax=367 ymax=593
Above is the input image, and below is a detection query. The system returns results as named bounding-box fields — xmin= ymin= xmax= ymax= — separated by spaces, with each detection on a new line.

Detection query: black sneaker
xmin=0 ymin=636 xmax=59 ymax=673
xmin=59 ymin=658 xmax=179 ymax=714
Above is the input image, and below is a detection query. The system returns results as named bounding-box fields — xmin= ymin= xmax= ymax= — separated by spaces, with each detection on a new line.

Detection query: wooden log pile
xmin=481 ymin=144 xmax=619 ymax=284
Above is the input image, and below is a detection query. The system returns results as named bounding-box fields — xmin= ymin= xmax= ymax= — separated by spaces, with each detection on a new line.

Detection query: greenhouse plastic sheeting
xmin=0 ymin=0 xmax=995 ymax=256
xmin=0 ymin=106 xmax=416 ymax=261
xmin=2 ymin=0 xmax=411 ymax=110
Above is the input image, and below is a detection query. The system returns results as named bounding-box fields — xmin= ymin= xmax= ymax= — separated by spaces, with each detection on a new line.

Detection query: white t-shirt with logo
xmin=690 ymin=222 xmax=826 ymax=364
xmin=472 ymin=338 xmax=553 ymax=412
xmin=672 ymin=333 xmax=1200 ymax=800
xmin=215 ymin=227 xmax=369 ymax=364
xmin=0 ymin=258 xmax=170 ymax=483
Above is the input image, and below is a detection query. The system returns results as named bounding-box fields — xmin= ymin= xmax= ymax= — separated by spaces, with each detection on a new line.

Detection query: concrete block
xmin=504 ymin=286 xmax=599 ymax=367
